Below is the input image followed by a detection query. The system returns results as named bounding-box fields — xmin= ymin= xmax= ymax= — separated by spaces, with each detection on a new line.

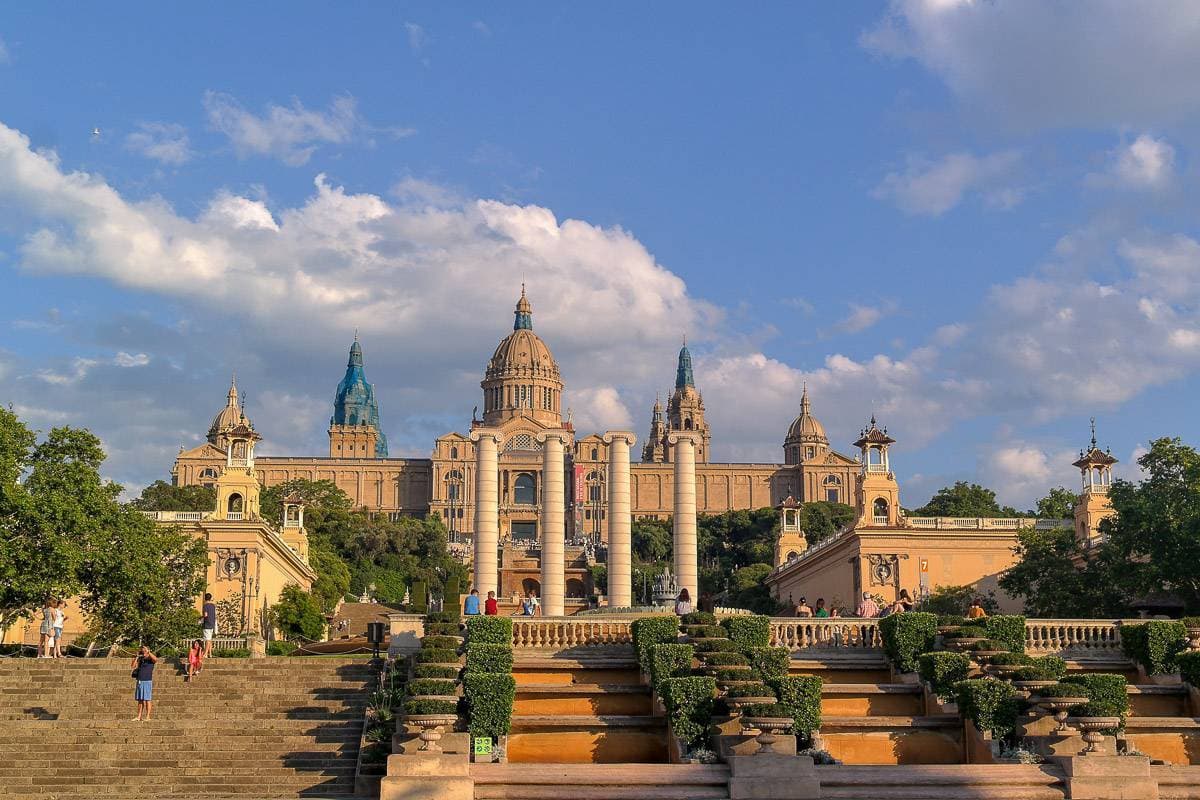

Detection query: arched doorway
xmin=521 ymin=578 xmax=541 ymax=598
xmin=565 ymin=578 xmax=586 ymax=598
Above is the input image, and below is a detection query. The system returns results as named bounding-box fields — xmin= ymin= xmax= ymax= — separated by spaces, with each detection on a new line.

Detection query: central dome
xmin=481 ymin=287 xmax=564 ymax=426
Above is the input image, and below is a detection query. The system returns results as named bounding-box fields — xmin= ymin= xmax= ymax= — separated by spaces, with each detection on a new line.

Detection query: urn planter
xmin=1072 ymin=716 xmax=1122 ymax=754
xmin=407 ymin=714 xmax=459 ymax=753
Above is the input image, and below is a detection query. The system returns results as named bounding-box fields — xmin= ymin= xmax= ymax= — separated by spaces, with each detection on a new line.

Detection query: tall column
xmin=668 ymin=432 xmax=701 ymax=603
xmin=537 ymin=430 xmax=568 ymax=617
xmin=471 ymin=429 xmax=502 ymax=598
xmin=603 ymin=431 xmax=637 ymax=608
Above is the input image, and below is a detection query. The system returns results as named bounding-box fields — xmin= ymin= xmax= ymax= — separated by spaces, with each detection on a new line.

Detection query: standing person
xmin=855 ymin=592 xmax=880 ymax=618
xmin=463 ymin=589 xmax=481 ymax=616
xmin=200 ymin=593 xmax=217 ymax=659
xmin=484 ymin=591 xmax=499 ymax=616
xmin=130 ymin=645 xmax=157 ymax=721
xmin=186 ymin=640 xmax=203 ymax=682
xmin=674 ymin=588 xmax=693 ymax=616
xmin=795 ymin=597 xmax=813 ymax=618
xmin=51 ymin=600 xmax=67 ymax=658
xmin=813 ymin=598 xmax=830 ymax=618
xmin=38 ymin=599 xmax=55 ymax=658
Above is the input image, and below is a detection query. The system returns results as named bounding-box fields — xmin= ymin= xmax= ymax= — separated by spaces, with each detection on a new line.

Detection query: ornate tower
xmin=280 ymin=494 xmax=310 ymax=564
xmin=773 ymin=495 xmax=808 ymax=566
xmin=641 ymin=395 xmax=667 ymax=462
xmin=329 ymin=335 xmax=388 ymax=459
xmin=783 ymin=384 xmax=830 ymax=465
xmin=1073 ymin=419 xmax=1118 ymax=545
xmin=480 ymin=286 xmax=564 ymax=428
xmin=207 ymin=377 xmax=247 ymax=452
xmin=853 ymin=416 xmax=901 ymax=528
xmin=665 ymin=342 xmax=711 ymax=462
xmin=213 ymin=423 xmax=262 ymax=522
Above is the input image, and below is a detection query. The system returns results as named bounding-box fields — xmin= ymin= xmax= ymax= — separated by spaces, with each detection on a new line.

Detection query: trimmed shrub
xmin=746 ymin=647 xmax=790 ymax=681
xmin=660 ymin=676 xmax=717 ymax=747
xmin=699 ymin=651 xmax=750 ymax=667
xmin=686 ymin=625 xmax=726 ymax=639
xmin=1060 ymin=673 xmax=1129 ymax=723
xmin=425 ymin=623 xmax=462 ymax=637
xmin=1031 ymin=655 xmax=1067 ymax=681
xmin=465 ymin=643 xmax=513 ymax=674
xmin=726 ymin=683 xmax=777 ymax=699
xmin=416 ymin=647 xmax=460 ymax=664
xmin=213 ymin=648 xmax=251 ymax=658
xmin=943 ymin=625 xmax=987 ymax=639
xmin=426 ymin=610 xmax=460 ymax=624
xmin=1035 ymin=683 xmax=1092 ymax=698
xmin=1180 ymin=652 xmax=1200 ymax=689
xmin=713 ymin=667 xmax=755 ymax=682
xmin=443 ymin=576 xmax=461 ymax=618
xmin=1121 ymin=621 xmax=1187 ymax=675
xmin=988 ymin=653 xmax=1034 ymax=667
xmin=954 ymin=678 xmax=1019 ymax=740
xmin=878 ymin=612 xmax=938 ymax=673
xmin=722 ymin=615 xmax=771 ymax=650
xmin=407 ymin=679 xmax=457 ymax=697
xmin=983 ymin=615 xmax=1026 ymax=654
xmin=1010 ymin=666 xmax=1057 ymax=682
xmin=649 ymin=643 xmax=695 ymax=688
xmin=411 ymin=581 xmax=428 ymax=613
xmin=466 ymin=615 xmax=514 ymax=644
xmin=694 ymin=638 xmax=739 ymax=654
xmin=414 ymin=664 xmax=460 ymax=680
xmin=681 ymin=611 xmax=717 ymax=626
xmin=463 ymin=673 xmax=517 ymax=740
xmin=769 ymin=675 xmax=822 ymax=739
xmin=267 ymin=641 xmax=297 ymax=656
xmin=968 ymin=639 xmax=1011 ymax=652
xmin=422 ymin=635 xmax=462 ymax=651
xmin=404 ymin=698 xmax=458 ymax=716
xmin=632 ymin=616 xmax=681 ymax=670
xmin=740 ymin=702 xmax=791 ymax=718
xmin=918 ymin=652 xmax=971 ymax=701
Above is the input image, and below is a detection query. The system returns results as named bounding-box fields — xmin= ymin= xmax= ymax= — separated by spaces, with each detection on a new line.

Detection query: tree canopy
xmin=131 ymin=480 xmax=216 ymax=512
xmin=913 ymin=481 xmax=1022 ymax=518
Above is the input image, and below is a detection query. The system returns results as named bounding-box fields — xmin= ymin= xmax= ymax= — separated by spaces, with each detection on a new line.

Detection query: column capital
xmin=536 ymin=429 xmax=572 ymax=445
xmin=602 ymin=430 xmax=638 ymax=447
xmin=667 ymin=431 xmax=703 ymax=446
xmin=469 ymin=428 xmax=504 ymax=445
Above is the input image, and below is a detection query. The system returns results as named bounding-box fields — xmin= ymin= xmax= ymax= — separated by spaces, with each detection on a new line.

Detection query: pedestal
xmin=380 ymin=752 xmax=473 ymax=800
xmin=727 ymin=754 xmax=819 ymax=800
xmin=1053 ymin=754 xmax=1157 ymax=800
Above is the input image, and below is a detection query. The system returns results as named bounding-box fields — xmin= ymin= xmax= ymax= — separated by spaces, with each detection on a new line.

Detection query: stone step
xmin=513 ymin=683 xmax=653 ymax=716
xmin=472 ymin=763 xmax=729 ymax=799
xmin=820 ymin=683 xmax=924 ymax=716
xmin=1128 ymin=685 xmax=1191 ymax=717
xmin=816 ymin=764 xmax=1066 ymax=799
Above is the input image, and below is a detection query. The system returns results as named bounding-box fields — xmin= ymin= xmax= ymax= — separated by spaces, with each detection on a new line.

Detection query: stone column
xmin=537 ymin=430 xmax=569 ymax=617
xmin=470 ymin=429 xmax=503 ymax=599
xmin=603 ymin=431 xmax=637 ymax=608
xmin=668 ymin=431 xmax=701 ymax=604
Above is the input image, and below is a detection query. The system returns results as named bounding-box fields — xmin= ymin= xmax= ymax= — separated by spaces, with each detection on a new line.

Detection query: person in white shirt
xmin=52 ymin=600 xmax=67 ymax=658
xmin=674 ymin=588 xmax=693 ymax=616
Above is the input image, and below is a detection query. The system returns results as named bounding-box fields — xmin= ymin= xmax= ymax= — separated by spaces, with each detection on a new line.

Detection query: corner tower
xmin=329 ymin=335 xmax=388 ymax=458
xmin=1073 ymin=419 xmax=1118 ymax=545
xmin=480 ymin=286 xmax=564 ymax=428
xmin=664 ymin=341 xmax=711 ymax=462
xmin=853 ymin=416 xmax=901 ymax=528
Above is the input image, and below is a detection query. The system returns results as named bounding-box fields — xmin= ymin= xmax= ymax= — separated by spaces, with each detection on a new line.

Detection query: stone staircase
xmin=472 ymin=763 xmax=730 ymax=800
xmin=0 ymin=656 xmax=375 ymax=798
xmin=815 ymin=764 xmax=1067 ymax=799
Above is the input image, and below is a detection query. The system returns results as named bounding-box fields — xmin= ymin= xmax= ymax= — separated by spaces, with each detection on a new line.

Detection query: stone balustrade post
xmin=470 ymin=429 xmax=503 ymax=599
xmin=668 ymin=431 xmax=702 ymax=605
xmin=537 ymin=430 xmax=569 ymax=617
xmin=603 ymin=431 xmax=637 ymax=608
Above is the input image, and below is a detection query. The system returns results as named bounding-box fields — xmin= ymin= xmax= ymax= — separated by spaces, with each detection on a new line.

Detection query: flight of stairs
xmin=0 ymin=656 xmax=375 ymax=798
xmin=472 ymin=763 xmax=730 ymax=800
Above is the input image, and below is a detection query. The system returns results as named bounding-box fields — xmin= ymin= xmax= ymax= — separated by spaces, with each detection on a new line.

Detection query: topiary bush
xmin=988 ymin=653 xmax=1035 ymax=667
xmin=422 ymin=635 xmax=463 ymax=651
xmin=726 ymin=683 xmax=777 ymax=699
xmin=686 ymin=625 xmax=727 ymax=639
xmin=404 ymin=697 xmax=458 ymax=716
xmin=983 ymin=615 xmax=1026 ymax=653
xmin=954 ymin=678 xmax=1019 ymax=741
xmin=463 ymin=673 xmax=516 ymax=740
xmin=739 ymin=702 xmax=792 ymax=718
xmin=407 ymin=679 xmax=457 ymax=697
xmin=649 ymin=643 xmax=695 ymax=688
xmin=466 ymin=615 xmax=514 ymax=644
xmin=416 ymin=647 xmax=460 ymax=664
xmin=426 ymin=610 xmax=461 ymax=624
xmin=660 ymin=676 xmax=717 ymax=747
xmin=1180 ymin=652 xmax=1200 ymax=689
xmin=699 ymin=651 xmax=750 ymax=667
xmin=943 ymin=625 xmax=987 ymax=639
xmin=1035 ymin=683 xmax=1092 ymax=698
xmin=413 ymin=664 xmax=460 ymax=680
xmin=681 ymin=611 xmax=717 ymax=626
xmin=769 ymin=675 xmax=822 ymax=740
xmin=968 ymin=639 xmax=1011 ymax=652
xmin=411 ymin=581 xmax=428 ymax=613
xmin=465 ymin=643 xmax=513 ymax=674
xmin=1031 ymin=655 xmax=1067 ymax=681
xmin=1060 ymin=673 xmax=1129 ymax=724
xmin=1121 ymin=621 xmax=1187 ymax=675
xmin=878 ymin=612 xmax=938 ymax=673
xmin=722 ymin=615 xmax=771 ymax=650
xmin=713 ymin=667 xmax=755 ymax=682
xmin=425 ymin=622 xmax=462 ymax=637
xmin=918 ymin=652 xmax=971 ymax=701
xmin=632 ymin=616 xmax=681 ymax=671
xmin=746 ymin=647 xmax=790 ymax=681
xmin=693 ymin=638 xmax=739 ymax=654
xmin=213 ymin=648 xmax=251 ymax=658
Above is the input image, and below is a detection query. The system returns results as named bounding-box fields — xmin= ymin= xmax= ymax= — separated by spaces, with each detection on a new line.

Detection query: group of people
xmin=37 ymin=599 xmax=68 ymax=658
xmin=787 ymin=589 xmax=918 ymax=619
xmin=461 ymin=588 xmax=544 ymax=617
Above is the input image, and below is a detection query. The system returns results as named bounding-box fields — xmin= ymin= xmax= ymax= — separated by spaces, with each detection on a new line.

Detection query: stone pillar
xmin=668 ymin=431 xmax=701 ymax=604
xmin=470 ymin=429 xmax=502 ymax=599
xmin=537 ymin=430 xmax=569 ymax=617
xmin=603 ymin=431 xmax=637 ymax=608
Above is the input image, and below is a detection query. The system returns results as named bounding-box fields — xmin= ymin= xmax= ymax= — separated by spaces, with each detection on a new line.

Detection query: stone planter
xmin=1035 ymin=696 xmax=1089 ymax=732
xmin=406 ymin=714 xmax=458 ymax=753
xmin=407 ymin=694 xmax=460 ymax=704
xmin=970 ymin=650 xmax=1007 ymax=661
xmin=725 ymin=696 xmax=777 ymax=712
xmin=947 ymin=637 xmax=984 ymax=652
xmin=985 ymin=663 xmax=1022 ymax=678
xmin=1012 ymin=680 xmax=1058 ymax=699
xmin=740 ymin=716 xmax=793 ymax=755
xmin=1186 ymin=626 xmax=1200 ymax=652
xmin=1073 ymin=716 xmax=1122 ymax=754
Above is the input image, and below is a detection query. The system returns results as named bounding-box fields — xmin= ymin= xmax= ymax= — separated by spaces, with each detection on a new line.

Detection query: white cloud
xmin=472 ymin=21 xmax=492 ymax=37
xmin=862 ymin=1 xmax=1200 ymax=128
xmin=987 ymin=442 xmax=1079 ymax=510
xmin=405 ymin=22 xmax=427 ymax=53
xmin=203 ymin=92 xmax=369 ymax=166
xmin=124 ymin=122 xmax=192 ymax=165
xmin=872 ymin=151 xmax=1021 ymax=216
xmin=0 ymin=37 xmax=10 ymax=64
xmin=567 ymin=386 xmax=634 ymax=433
xmin=1088 ymin=134 xmax=1176 ymax=190
xmin=833 ymin=303 xmax=889 ymax=335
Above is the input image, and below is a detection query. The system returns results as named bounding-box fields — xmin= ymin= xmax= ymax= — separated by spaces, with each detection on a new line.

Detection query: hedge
xmin=983 ymin=615 xmax=1026 ymax=654
xmin=267 ymin=641 xmax=297 ymax=656
xmin=769 ymin=675 xmax=822 ymax=739
xmin=987 ymin=653 xmax=1034 ymax=667
xmin=422 ymin=635 xmax=463 ymax=651
xmin=739 ymin=702 xmax=791 ymax=718
xmin=465 ymin=643 xmax=514 ymax=674
xmin=416 ymin=647 xmax=460 ymax=664
xmin=426 ymin=610 xmax=461 ymax=624
xmin=722 ymin=615 xmax=771 ymax=650
xmin=713 ymin=667 xmax=755 ymax=682
xmin=747 ymin=647 xmax=790 ymax=681
xmin=1036 ymin=683 xmax=1093 ymax=698
xmin=443 ymin=576 xmax=461 ymax=620
xmin=404 ymin=697 xmax=458 ymax=716
xmin=649 ymin=644 xmax=695 ymax=688
xmin=660 ymin=676 xmax=717 ymax=747
xmin=413 ymin=664 xmax=461 ymax=680
xmin=699 ymin=651 xmax=750 ymax=667
xmin=213 ymin=648 xmax=251 ymax=658
xmin=686 ymin=625 xmax=727 ymax=639
xmin=918 ymin=652 xmax=971 ymax=701
xmin=463 ymin=673 xmax=516 ymax=740
xmin=411 ymin=581 xmax=428 ymax=613
xmin=1032 ymin=655 xmax=1067 ymax=681
xmin=407 ymin=679 xmax=458 ymax=697
xmin=954 ymin=678 xmax=1019 ymax=741
xmin=1181 ymin=652 xmax=1200 ymax=689
xmin=1060 ymin=673 xmax=1129 ymax=724
xmin=1121 ymin=621 xmax=1187 ymax=675
xmin=693 ymin=638 xmax=740 ymax=654
xmin=726 ymin=683 xmax=777 ymax=699
xmin=632 ymin=616 xmax=681 ymax=670
xmin=943 ymin=625 xmax=987 ymax=639
xmin=464 ymin=615 xmax=513 ymax=644
xmin=878 ymin=612 xmax=938 ymax=673
xmin=425 ymin=622 xmax=462 ymax=637
xmin=681 ymin=611 xmax=718 ymax=626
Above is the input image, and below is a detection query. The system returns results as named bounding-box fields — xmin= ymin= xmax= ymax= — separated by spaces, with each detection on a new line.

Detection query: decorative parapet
xmin=510 ymin=617 xmax=633 ymax=649
xmin=907 ymin=517 xmax=1073 ymax=530
xmin=140 ymin=510 xmax=206 ymax=521
xmin=769 ymin=618 xmax=882 ymax=650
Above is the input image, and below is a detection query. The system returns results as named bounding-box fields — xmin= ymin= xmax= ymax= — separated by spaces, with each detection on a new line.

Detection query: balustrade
xmin=769 ymin=618 xmax=882 ymax=650
xmin=510 ymin=617 xmax=633 ymax=649
xmin=1024 ymin=619 xmax=1131 ymax=656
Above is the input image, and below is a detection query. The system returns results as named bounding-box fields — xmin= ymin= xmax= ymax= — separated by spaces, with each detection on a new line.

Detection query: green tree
xmin=633 ymin=516 xmax=672 ymax=563
xmin=799 ymin=500 xmax=856 ymax=545
xmin=1033 ymin=487 xmax=1076 ymax=519
xmin=270 ymin=584 xmax=327 ymax=640
xmin=919 ymin=584 xmax=998 ymax=616
xmin=727 ymin=563 xmax=780 ymax=614
xmin=914 ymin=481 xmax=1021 ymax=518
xmin=999 ymin=525 xmax=1125 ymax=617
xmin=309 ymin=546 xmax=352 ymax=613
xmin=130 ymin=480 xmax=216 ymax=512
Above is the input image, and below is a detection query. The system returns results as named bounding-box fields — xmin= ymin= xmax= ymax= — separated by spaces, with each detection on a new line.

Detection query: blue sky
xmin=2 ymin=2 xmax=1200 ymax=509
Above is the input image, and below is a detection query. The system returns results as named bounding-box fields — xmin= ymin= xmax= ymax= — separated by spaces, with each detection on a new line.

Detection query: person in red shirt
xmin=484 ymin=590 xmax=499 ymax=615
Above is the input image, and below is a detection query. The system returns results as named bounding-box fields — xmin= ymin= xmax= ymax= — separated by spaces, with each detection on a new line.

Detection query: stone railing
xmin=1024 ymin=619 xmax=1135 ymax=657
xmin=176 ymin=635 xmax=249 ymax=652
xmin=769 ymin=618 xmax=882 ymax=650
xmin=141 ymin=510 xmax=205 ymax=522
xmin=907 ymin=517 xmax=1073 ymax=530
xmin=511 ymin=617 xmax=633 ymax=649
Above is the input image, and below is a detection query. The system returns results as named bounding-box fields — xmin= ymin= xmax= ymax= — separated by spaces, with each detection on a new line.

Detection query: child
xmin=186 ymin=640 xmax=203 ymax=682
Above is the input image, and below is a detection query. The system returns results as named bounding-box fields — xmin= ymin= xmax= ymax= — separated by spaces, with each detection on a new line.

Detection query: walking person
xmin=200 ymin=592 xmax=217 ymax=660
xmin=38 ymin=599 xmax=55 ymax=658
xmin=464 ymin=588 xmax=481 ymax=616
xmin=52 ymin=600 xmax=67 ymax=658
xmin=130 ymin=645 xmax=158 ymax=721
xmin=186 ymin=640 xmax=203 ymax=683
xmin=674 ymin=588 xmax=693 ymax=616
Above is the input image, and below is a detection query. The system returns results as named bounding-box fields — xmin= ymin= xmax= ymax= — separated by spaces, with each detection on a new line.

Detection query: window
xmin=450 ymin=446 xmax=458 ymax=460
xmin=684 ymin=418 xmax=693 ymax=430
xmin=873 ymin=498 xmax=889 ymax=518
xmin=806 ymin=446 xmax=815 ymax=460
xmin=591 ymin=447 xmax=598 ymax=461
xmin=389 ymin=512 xmax=404 ymax=522
xmin=511 ymin=521 xmax=537 ymax=541
xmin=513 ymin=473 xmax=536 ymax=505
xmin=824 ymin=475 xmax=841 ymax=504
xmin=227 ymin=494 xmax=243 ymax=513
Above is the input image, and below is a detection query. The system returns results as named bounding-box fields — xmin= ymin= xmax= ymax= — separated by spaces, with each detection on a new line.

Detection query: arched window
xmin=873 ymin=497 xmax=889 ymax=519
xmin=591 ymin=447 xmax=598 ymax=461
xmin=228 ymin=493 xmax=244 ymax=513
xmin=231 ymin=440 xmax=247 ymax=459
xmin=565 ymin=578 xmax=586 ymax=598
xmin=684 ymin=418 xmax=693 ymax=430
xmin=786 ymin=551 xmax=798 ymax=561
xmin=823 ymin=475 xmax=841 ymax=504
xmin=451 ymin=446 xmax=458 ymax=460
xmin=514 ymin=474 xmax=536 ymax=505
xmin=521 ymin=578 xmax=541 ymax=597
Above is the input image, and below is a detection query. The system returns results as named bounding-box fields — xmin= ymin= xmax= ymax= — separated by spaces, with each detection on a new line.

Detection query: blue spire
xmin=332 ymin=335 xmax=388 ymax=457
xmin=675 ymin=341 xmax=694 ymax=389
xmin=514 ymin=284 xmax=533 ymax=330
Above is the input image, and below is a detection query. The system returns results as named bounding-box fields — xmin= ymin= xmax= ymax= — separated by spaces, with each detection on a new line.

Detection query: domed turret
xmin=481 ymin=287 xmax=564 ymax=427
xmin=208 ymin=377 xmax=252 ymax=451
xmin=784 ymin=385 xmax=830 ymax=464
